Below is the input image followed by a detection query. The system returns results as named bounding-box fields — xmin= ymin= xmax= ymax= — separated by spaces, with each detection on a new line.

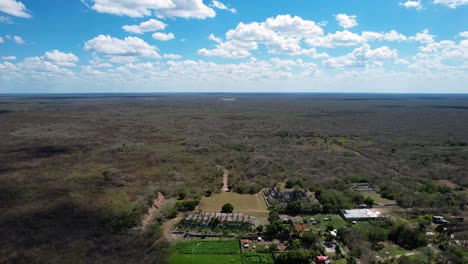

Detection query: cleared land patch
xmin=198 ymin=192 xmax=269 ymax=218
xmin=361 ymin=191 xmax=397 ymax=205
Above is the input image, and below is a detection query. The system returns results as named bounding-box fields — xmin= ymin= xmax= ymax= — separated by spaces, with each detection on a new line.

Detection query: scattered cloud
xmin=410 ymin=29 xmax=435 ymax=44
xmin=84 ymin=35 xmax=160 ymax=58
xmin=152 ymin=32 xmax=175 ymax=41
xmin=44 ymin=50 xmax=79 ymax=67
xmin=323 ymin=44 xmax=398 ymax=68
xmin=198 ymin=14 xmax=326 ymax=58
xmin=433 ymin=0 xmax=468 ymax=8
xmin=12 ymin=35 xmax=24 ymax=44
xmin=336 ymin=14 xmax=358 ymax=29
xmin=307 ymin=30 xmax=365 ymax=48
xmin=163 ymin=54 xmax=182 ymax=59
xmin=460 ymin=31 xmax=468 ymax=38
xmin=211 ymin=0 xmax=236 ymax=13
xmin=362 ymin=30 xmax=408 ymax=42
xmin=84 ymin=0 xmax=173 ymax=17
xmin=0 ymin=0 xmax=31 ymax=18
xmin=122 ymin=19 xmax=167 ymax=34
xmin=3 ymin=35 xmax=25 ymax=44
xmin=1 ymin=56 xmax=75 ymax=81
xmin=2 ymin=56 xmax=16 ymax=60
xmin=208 ymin=33 xmax=222 ymax=44
xmin=399 ymin=1 xmax=423 ymax=10
xmin=0 ymin=15 xmax=13 ymax=23
xmin=418 ymin=39 xmax=468 ymax=60
xmin=84 ymin=0 xmax=215 ymax=19
xmin=156 ymin=0 xmax=216 ymax=19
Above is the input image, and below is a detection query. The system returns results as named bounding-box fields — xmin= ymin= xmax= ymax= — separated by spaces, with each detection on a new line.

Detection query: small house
xmin=432 ymin=216 xmax=448 ymax=224
xmin=317 ymin=256 xmax=331 ymax=264
xmin=243 ymin=240 xmax=250 ymax=249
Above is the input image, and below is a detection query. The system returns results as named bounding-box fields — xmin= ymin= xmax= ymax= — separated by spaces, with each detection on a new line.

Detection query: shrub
xmin=221 ymin=203 xmax=234 ymax=213
xmin=285 ymin=180 xmax=294 ymax=189
xmin=364 ymin=196 xmax=374 ymax=207
xmin=275 ymin=249 xmax=313 ymax=264
xmin=285 ymin=201 xmax=302 ymax=215
xmin=389 ymin=222 xmax=427 ymax=250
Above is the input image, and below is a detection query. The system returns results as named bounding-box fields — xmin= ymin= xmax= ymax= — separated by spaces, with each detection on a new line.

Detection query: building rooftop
xmin=341 ymin=208 xmax=383 ymax=220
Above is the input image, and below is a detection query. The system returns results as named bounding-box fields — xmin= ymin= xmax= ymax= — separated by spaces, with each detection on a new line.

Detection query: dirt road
xmin=217 ymin=165 xmax=229 ymax=192
xmin=140 ymin=192 xmax=165 ymax=229
xmin=162 ymin=213 xmax=184 ymax=242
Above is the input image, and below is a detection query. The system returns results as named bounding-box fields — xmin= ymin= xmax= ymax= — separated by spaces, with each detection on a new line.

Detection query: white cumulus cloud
xmin=0 ymin=0 xmax=31 ymax=18
xmin=410 ymin=29 xmax=435 ymax=44
xmin=211 ymin=0 xmax=236 ymax=13
xmin=156 ymin=0 xmax=216 ymax=19
xmin=362 ymin=30 xmax=408 ymax=42
xmin=84 ymin=0 xmax=174 ymax=17
xmin=44 ymin=50 xmax=79 ymax=67
xmin=84 ymin=0 xmax=215 ymax=19
xmin=122 ymin=19 xmax=167 ymax=34
xmin=198 ymin=14 xmax=327 ymax=58
xmin=307 ymin=30 xmax=365 ymax=48
xmin=152 ymin=32 xmax=175 ymax=41
xmin=399 ymin=1 xmax=423 ymax=10
xmin=163 ymin=54 xmax=182 ymax=59
xmin=2 ymin=56 xmax=16 ymax=60
xmin=84 ymin=35 xmax=160 ymax=58
xmin=336 ymin=14 xmax=358 ymax=29
xmin=323 ymin=44 xmax=398 ymax=68
xmin=434 ymin=0 xmax=468 ymax=8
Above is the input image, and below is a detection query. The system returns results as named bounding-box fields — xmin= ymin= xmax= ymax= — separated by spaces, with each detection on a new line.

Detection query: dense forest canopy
xmin=0 ymin=94 xmax=467 ymax=262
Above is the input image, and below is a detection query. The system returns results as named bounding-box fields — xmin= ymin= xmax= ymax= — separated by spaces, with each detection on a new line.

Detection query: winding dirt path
xmin=334 ymin=142 xmax=411 ymax=178
xmin=335 ymin=143 xmax=369 ymax=161
xmin=140 ymin=192 xmax=165 ymax=230
xmin=380 ymin=252 xmax=418 ymax=261
xmin=162 ymin=213 xmax=184 ymax=241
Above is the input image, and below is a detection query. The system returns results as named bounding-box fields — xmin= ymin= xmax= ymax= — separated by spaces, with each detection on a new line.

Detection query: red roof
xmin=317 ymin=256 xmax=329 ymax=261
xmin=243 ymin=240 xmax=249 ymax=243
xmin=293 ymin=223 xmax=304 ymax=231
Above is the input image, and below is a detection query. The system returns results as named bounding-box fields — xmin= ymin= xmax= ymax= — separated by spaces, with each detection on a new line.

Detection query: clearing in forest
xmin=198 ymin=192 xmax=269 ymax=218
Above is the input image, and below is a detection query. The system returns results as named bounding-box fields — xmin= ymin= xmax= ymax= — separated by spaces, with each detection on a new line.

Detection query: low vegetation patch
xmin=174 ymin=240 xmax=240 ymax=254
xmin=241 ymin=252 xmax=274 ymax=264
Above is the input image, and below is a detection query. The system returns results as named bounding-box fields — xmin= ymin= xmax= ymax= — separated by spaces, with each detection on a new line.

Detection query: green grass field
xmin=198 ymin=192 xmax=269 ymax=218
xmin=174 ymin=240 xmax=240 ymax=254
xmin=305 ymin=214 xmax=348 ymax=230
xmin=171 ymin=240 xmax=242 ymax=264
xmin=169 ymin=254 xmax=241 ymax=264
xmin=361 ymin=191 xmax=397 ymax=205
xmin=376 ymin=243 xmax=413 ymax=257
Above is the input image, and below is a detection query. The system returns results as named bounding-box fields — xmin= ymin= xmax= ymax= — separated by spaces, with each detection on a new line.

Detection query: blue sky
xmin=0 ymin=0 xmax=467 ymax=93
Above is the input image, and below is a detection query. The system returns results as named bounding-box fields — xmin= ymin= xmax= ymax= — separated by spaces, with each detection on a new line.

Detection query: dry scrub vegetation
xmin=0 ymin=94 xmax=467 ymax=263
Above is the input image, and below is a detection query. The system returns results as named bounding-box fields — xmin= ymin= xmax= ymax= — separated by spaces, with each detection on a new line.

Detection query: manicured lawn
xmin=174 ymin=240 xmax=240 ymax=254
xmin=169 ymin=254 xmax=241 ymax=264
xmin=198 ymin=192 xmax=269 ymax=218
xmin=305 ymin=214 xmax=348 ymax=230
